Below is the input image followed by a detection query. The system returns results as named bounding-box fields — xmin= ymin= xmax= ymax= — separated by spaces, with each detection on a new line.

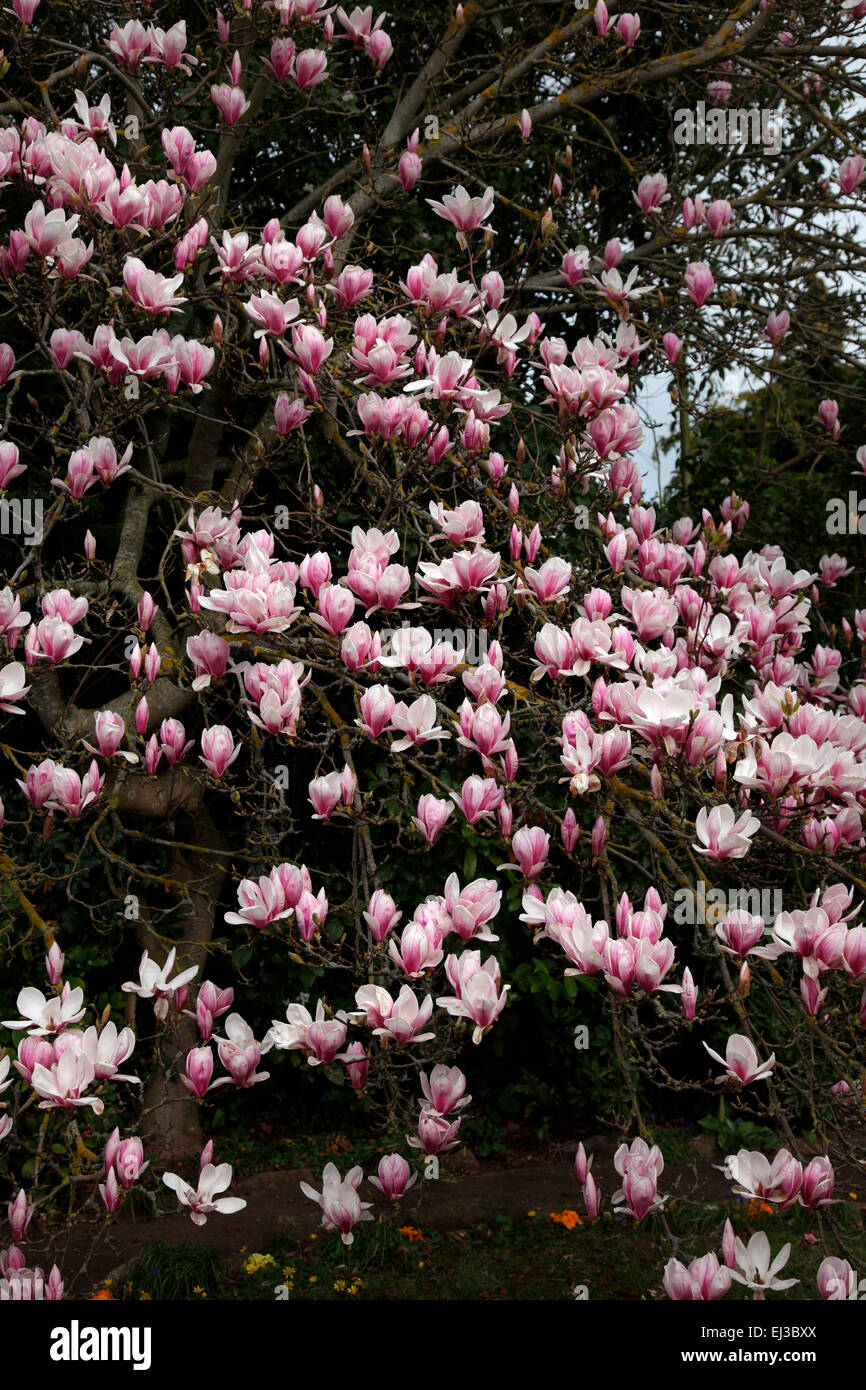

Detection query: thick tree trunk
xmin=119 ymin=770 xmax=230 ymax=1165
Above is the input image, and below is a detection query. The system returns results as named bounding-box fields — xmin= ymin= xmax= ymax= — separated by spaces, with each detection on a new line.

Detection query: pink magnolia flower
xmin=299 ymin=1163 xmax=373 ymax=1245
xmin=800 ymin=1156 xmax=835 ymax=1209
xmin=706 ymin=199 xmax=733 ymax=237
xmin=836 ymin=154 xmax=864 ymax=194
xmin=80 ymin=1021 xmax=137 ymax=1082
xmin=390 ymin=694 xmax=448 ymax=752
xmin=437 ymin=952 xmax=509 ymax=1043
xmin=703 ymin=1033 xmax=775 ymax=1085
xmin=694 ymin=804 xmax=760 ymax=859
xmin=662 ymin=332 xmax=682 ymax=364
xmin=612 ymin=1139 xmax=666 ymax=1220
xmin=412 ymin=793 xmax=453 ymax=844
xmin=107 ymin=1133 xmax=147 ymax=1189
xmin=363 ymin=889 xmax=401 ymax=943
xmin=444 ymin=873 xmax=501 ymax=943
xmin=616 ymin=12 xmax=641 ymax=46
xmin=389 ymin=921 xmax=443 ymax=977
xmin=180 ymin=1047 xmax=214 ymax=1099
xmin=294 ymin=49 xmax=328 ymax=89
xmin=340 ymin=1041 xmax=369 ymax=1091
xmin=372 ymin=985 xmax=435 ymax=1044
xmin=449 ymin=775 xmax=504 ymax=825
xmin=766 ymin=310 xmax=790 ymax=345
xmin=0 ymin=662 xmax=29 ymax=715
xmin=210 ymin=84 xmax=250 ymax=125
xmin=311 ymin=583 xmax=356 ymax=636
xmin=30 ymin=1047 xmax=105 ymax=1114
xmin=426 ymin=185 xmax=495 ymax=235
xmin=634 ymin=173 xmax=669 ymax=214
xmin=8 ymin=1190 xmax=34 ymax=1243
xmin=408 ymin=1106 xmax=462 ymax=1155
xmin=186 ymin=632 xmax=230 ymax=691
xmin=199 ymin=726 xmax=241 ymax=778
xmin=663 ymin=1253 xmax=731 ymax=1300
xmin=266 ymin=999 xmax=347 ymax=1063
xmin=45 ymin=943 xmax=63 ymax=988
xmin=685 ymin=261 xmax=714 ymax=307
xmin=214 ymin=1013 xmax=271 ymax=1087
xmin=0 ymin=443 xmax=25 ymax=488
xmin=193 ymin=981 xmax=234 ymax=1041
xmin=13 ymin=0 xmax=41 ymax=23
xmin=817 ymin=1257 xmax=858 ymax=1300
xmin=81 ymin=711 xmax=138 ymax=764
xmin=420 ymin=1064 xmax=471 ymax=1116
xmin=369 ymin=1154 xmax=417 ymax=1201
xmin=723 ymin=1148 xmax=803 ymax=1206
xmin=123 ymin=258 xmax=187 ymax=315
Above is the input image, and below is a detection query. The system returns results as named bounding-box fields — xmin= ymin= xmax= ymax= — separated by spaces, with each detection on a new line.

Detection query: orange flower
xmin=90 ymin=1289 xmax=113 ymax=1300
xmin=549 ymin=1209 xmax=582 ymax=1229
xmin=744 ymin=1199 xmax=775 ymax=1217
xmin=399 ymin=1225 xmax=424 ymax=1241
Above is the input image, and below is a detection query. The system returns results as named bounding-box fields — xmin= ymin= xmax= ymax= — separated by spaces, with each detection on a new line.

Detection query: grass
xmin=112 ymin=1197 xmax=866 ymax=1301
xmin=121 ymin=1241 xmax=225 ymax=1300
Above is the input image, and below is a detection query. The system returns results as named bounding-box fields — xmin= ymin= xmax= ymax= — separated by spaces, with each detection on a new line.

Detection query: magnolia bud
xmin=591 ymin=816 xmax=606 ymax=858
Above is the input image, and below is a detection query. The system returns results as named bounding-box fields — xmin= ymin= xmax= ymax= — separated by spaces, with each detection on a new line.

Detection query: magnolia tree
xmin=0 ymin=0 xmax=865 ymax=1299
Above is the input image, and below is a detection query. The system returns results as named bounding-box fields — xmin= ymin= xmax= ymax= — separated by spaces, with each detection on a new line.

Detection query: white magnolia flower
xmin=121 ymin=948 xmax=198 ymax=1020
xmin=729 ymin=1231 xmax=799 ymax=1293
xmin=2 ymin=986 xmax=86 ymax=1036
xmin=162 ymin=1162 xmax=246 ymax=1226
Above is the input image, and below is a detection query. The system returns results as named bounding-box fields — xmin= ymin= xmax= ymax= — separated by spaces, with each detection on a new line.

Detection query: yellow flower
xmin=527 ymin=1209 xmax=537 ymax=1217
xmin=417 ymin=1261 xmax=424 ymax=1269
xmin=244 ymin=1253 xmax=276 ymax=1275
xmin=333 ymin=1279 xmax=347 ymax=1292
xmin=193 ymin=1286 xmax=207 ymax=1298
xmin=309 ymin=1275 xmax=318 ymax=1284
xmin=139 ymin=1291 xmax=152 ymax=1301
